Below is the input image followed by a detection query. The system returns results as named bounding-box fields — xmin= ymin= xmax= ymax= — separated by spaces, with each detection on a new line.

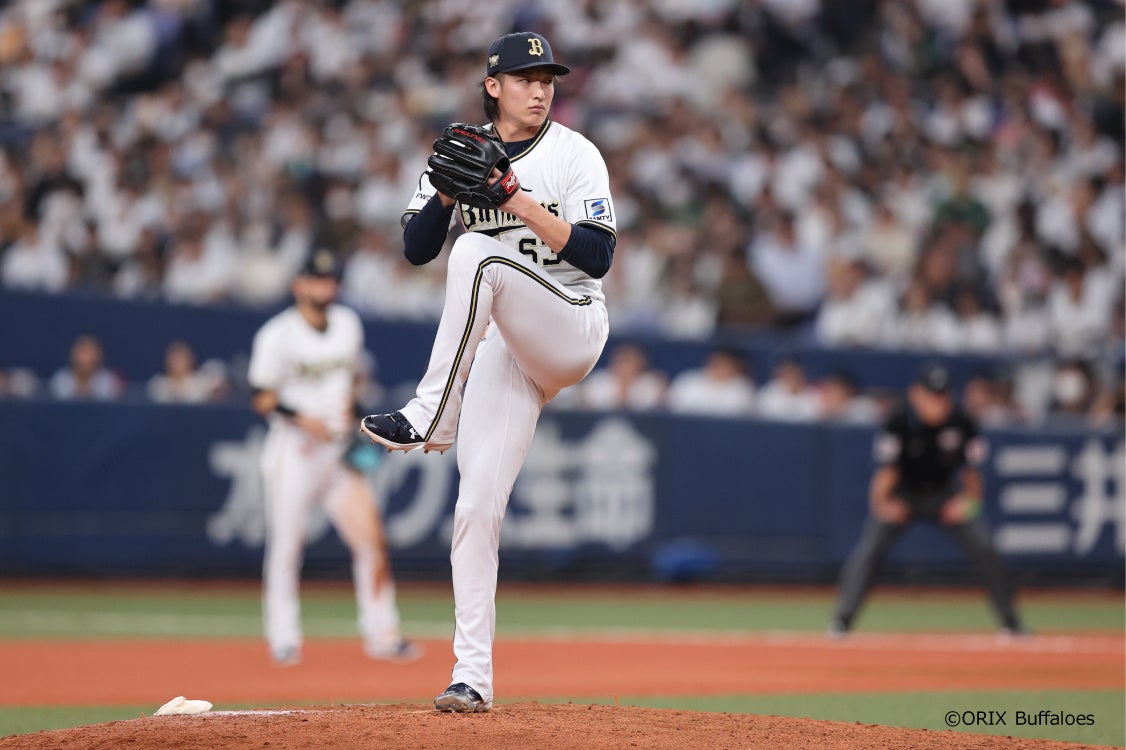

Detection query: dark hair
xmin=480 ymin=79 xmax=500 ymax=123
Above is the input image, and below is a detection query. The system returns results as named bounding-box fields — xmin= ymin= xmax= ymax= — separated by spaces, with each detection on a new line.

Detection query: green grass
xmin=0 ymin=705 xmax=156 ymax=738
xmin=0 ymin=585 xmax=1120 ymax=639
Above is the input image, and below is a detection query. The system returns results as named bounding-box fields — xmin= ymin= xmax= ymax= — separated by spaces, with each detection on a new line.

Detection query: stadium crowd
xmin=0 ymin=0 xmax=1122 ymax=425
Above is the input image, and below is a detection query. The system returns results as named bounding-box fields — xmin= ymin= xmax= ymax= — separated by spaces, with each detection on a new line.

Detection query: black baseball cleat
xmin=434 ymin=682 xmax=491 ymax=713
xmin=360 ymin=412 xmax=424 ymax=451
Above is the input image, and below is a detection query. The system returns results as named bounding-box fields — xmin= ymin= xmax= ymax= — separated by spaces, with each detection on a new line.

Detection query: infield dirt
xmin=1 ymin=703 xmax=1119 ymax=750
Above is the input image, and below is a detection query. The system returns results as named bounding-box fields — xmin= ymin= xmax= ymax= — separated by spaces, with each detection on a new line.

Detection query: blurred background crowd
xmin=0 ymin=0 xmax=1122 ymax=427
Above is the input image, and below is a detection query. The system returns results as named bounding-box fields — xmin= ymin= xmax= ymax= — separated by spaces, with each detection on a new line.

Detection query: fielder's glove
xmin=427 ymin=123 xmax=520 ymax=210
xmin=343 ymin=431 xmax=383 ymax=474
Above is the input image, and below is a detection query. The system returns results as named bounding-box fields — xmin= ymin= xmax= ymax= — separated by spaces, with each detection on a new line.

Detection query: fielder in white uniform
xmin=249 ymin=249 xmax=420 ymax=666
xmin=361 ymin=32 xmax=615 ymax=712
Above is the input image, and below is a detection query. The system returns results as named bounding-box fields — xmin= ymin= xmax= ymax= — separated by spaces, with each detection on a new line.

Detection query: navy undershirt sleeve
xmin=402 ymin=194 xmax=455 ymax=266
xmin=558 ymin=223 xmax=615 ymax=279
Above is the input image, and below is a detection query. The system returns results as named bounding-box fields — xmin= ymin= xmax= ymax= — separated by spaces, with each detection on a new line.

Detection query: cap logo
xmin=489 ymin=54 xmax=499 ymax=68
xmin=528 ymin=38 xmax=544 ymax=56
xmin=313 ymin=250 xmax=334 ymax=273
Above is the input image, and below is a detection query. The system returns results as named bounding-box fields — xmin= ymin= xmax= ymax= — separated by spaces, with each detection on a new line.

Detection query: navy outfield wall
xmin=0 ymin=400 xmax=1120 ymax=581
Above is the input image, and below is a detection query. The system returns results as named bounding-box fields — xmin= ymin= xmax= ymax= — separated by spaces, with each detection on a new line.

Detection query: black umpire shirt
xmin=873 ymin=403 xmax=986 ymax=494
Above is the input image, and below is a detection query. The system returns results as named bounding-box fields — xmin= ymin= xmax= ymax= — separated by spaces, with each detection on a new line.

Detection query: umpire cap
xmin=299 ymin=249 xmax=342 ymax=279
xmin=915 ymin=361 xmax=952 ymax=394
xmin=486 ymin=32 xmax=570 ymax=77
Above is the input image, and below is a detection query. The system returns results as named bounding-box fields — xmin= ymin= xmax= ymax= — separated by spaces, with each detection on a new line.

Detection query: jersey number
xmin=518 ymin=237 xmax=560 ymax=266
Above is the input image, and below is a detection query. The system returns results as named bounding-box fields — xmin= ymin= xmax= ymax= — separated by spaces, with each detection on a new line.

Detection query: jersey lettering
xmin=460 ymin=200 xmax=562 ymax=235
xmin=294 ymin=357 xmax=353 ymax=379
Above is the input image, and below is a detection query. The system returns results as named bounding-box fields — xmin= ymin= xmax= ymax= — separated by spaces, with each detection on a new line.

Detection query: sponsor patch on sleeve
xmin=873 ymin=433 xmax=901 ymax=464
xmin=584 ymin=198 xmax=613 ymax=223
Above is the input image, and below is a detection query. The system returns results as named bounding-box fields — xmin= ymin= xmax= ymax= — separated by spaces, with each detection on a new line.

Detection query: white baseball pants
xmin=260 ymin=423 xmax=402 ymax=655
xmin=399 ymin=233 xmax=609 ymax=702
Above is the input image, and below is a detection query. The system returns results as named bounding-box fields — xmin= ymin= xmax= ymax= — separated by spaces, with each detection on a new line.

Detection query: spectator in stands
xmin=230 ymin=220 xmax=294 ymax=307
xmin=756 ymin=355 xmax=820 ymax=422
xmin=1 ymin=220 xmax=69 ymax=293
xmin=747 ymin=211 xmax=825 ymax=327
xmin=49 ymin=334 xmax=123 ymax=400
xmin=953 ymin=288 xmax=1002 ymax=354
xmin=885 ymin=279 xmax=961 ymax=352
xmin=0 ymin=367 xmax=41 ymax=399
xmin=659 ymin=254 xmax=718 ymax=340
xmin=113 ymin=227 xmax=166 ymax=301
xmin=960 ymin=371 xmax=1015 ymax=428
xmin=713 ymin=248 xmax=774 ymax=331
xmin=817 ymin=371 xmax=880 ymax=425
xmin=146 ymin=339 xmax=227 ymax=404
xmin=162 ymin=224 xmax=231 ymax=305
xmin=341 ymin=227 xmax=402 ymax=318
xmin=1046 ymin=359 xmax=1099 ymax=423
xmin=1048 ymin=254 xmax=1114 ymax=361
xmin=1088 ymin=369 xmax=1125 ymax=429
xmin=815 ymin=258 xmax=895 ymax=348
xmin=666 ymin=347 xmax=755 ymax=418
xmin=579 ymin=342 xmax=667 ymax=412
xmin=862 ymin=201 xmax=917 ymax=287
xmin=996 ymin=240 xmax=1053 ymax=355
xmin=0 ymin=0 xmax=1119 ymax=399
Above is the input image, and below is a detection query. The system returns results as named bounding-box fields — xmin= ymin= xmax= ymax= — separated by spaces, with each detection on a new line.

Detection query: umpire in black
xmin=829 ymin=362 xmax=1024 ymax=635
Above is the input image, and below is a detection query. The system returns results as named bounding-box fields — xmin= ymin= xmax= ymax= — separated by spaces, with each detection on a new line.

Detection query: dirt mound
xmin=0 ymin=703 xmax=1113 ymax=750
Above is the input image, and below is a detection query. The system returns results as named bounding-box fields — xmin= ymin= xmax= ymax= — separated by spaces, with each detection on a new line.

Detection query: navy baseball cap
xmin=486 ymin=32 xmax=570 ymax=77
xmin=915 ymin=361 xmax=952 ymax=394
xmin=299 ymin=249 xmax=342 ymax=279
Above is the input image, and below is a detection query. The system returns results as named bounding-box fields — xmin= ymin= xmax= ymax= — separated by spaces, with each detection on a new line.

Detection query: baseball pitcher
xmin=361 ymin=32 xmax=615 ymax=711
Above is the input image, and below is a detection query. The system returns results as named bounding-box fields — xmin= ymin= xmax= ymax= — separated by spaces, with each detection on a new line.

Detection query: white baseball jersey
xmin=404 ymin=119 xmax=616 ymax=301
xmin=250 ymin=302 xmax=407 ymax=659
xmin=247 ymin=304 xmax=362 ymax=438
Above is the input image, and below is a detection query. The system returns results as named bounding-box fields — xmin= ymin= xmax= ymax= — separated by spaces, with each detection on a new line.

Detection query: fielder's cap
xmin=486 ymin=32 xmax=570 ymax=77
xmin=299 ymin=249 xmax=342 ymax=279
xmin=915 ymin=361 xmax=952 ymax=394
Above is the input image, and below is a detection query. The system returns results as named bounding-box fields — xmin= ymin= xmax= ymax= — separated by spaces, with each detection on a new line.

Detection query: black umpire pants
xmin=832 ymin=488 xmax=1021 ymax=630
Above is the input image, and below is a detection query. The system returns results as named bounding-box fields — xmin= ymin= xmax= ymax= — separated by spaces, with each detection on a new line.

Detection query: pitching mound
xmin=0 ymin=703 xmax=1113 ymax=750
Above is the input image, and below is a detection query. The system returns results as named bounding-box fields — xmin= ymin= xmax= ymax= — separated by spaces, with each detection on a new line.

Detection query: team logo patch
xmin=584 ymin=198 xmax=612 ymax=223
xmin=489 ymin=54 xmax=500 ymax=68
xmin=873 ymin=434 xmax=901 ymax=463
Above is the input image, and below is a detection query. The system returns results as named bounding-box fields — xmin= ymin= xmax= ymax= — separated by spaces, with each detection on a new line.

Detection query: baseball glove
xmin=342 ymin=430 xmax=383 ymax=474
xmin=427 ymin=123 xmax=521 ymax=210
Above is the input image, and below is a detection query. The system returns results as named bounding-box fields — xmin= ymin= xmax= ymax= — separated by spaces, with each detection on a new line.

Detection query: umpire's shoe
xmin=360 ymin=412 xmax=425 ymax=451
xmin=434 ymin=683 xmax=491 ymax=713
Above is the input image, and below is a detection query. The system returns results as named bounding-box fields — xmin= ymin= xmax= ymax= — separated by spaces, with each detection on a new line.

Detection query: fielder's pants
xmin=260 ymin=422 xmax=402 ymax=655
xmin=833 ymin=490 xmax=1021 ymax=630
